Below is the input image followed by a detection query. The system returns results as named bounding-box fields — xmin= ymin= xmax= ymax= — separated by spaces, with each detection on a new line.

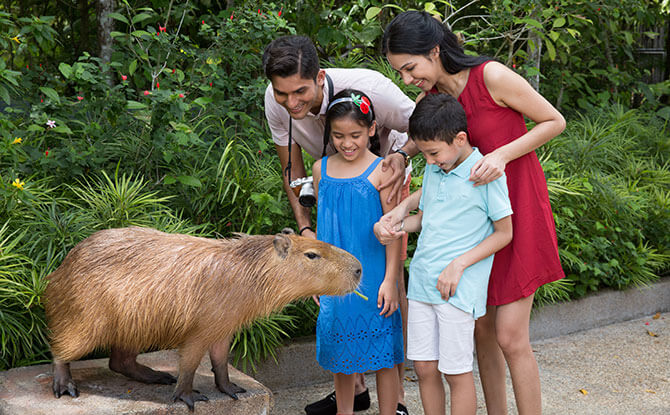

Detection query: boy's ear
xmin=454 ymin=131 xmax=468 ymax=145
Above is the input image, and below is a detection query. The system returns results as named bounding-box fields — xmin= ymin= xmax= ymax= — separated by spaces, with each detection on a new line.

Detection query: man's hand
xmin=379 ymin=152 xmax=406 ymax=204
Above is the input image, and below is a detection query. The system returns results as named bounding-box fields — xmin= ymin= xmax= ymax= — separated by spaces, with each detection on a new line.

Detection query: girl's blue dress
xmin=316 ymin=156 xmax=404 ymax=374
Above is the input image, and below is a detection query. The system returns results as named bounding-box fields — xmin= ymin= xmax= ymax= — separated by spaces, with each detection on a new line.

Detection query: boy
xmin=374 ymin=93 xmax=513 ymax=415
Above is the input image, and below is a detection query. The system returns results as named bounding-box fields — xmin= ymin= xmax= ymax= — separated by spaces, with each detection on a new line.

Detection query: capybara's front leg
xmin=172 ymin=342 xmax=210 ymax=411
xmin=109 ymin=347 xmax=176 ymax=384
xmin=52 ymin=358 xmax=79 ymax=398
xmin=209 ymin=336 xmax=246 ymax=399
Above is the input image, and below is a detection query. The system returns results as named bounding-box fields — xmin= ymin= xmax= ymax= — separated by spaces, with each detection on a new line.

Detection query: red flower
xmin=172 ymin=68 xmax=176 ymax=74
xmin=121 ymin=75 xmax=127 ymax=81
xmin=226 ymin=222 xmax=232 ymax=227
xmin=179 ymin=93 xmax=185 ymax=98
xmin=278 ymin=7 xmax=283 ymax=16
xmin=359 ymin=96 xmax=370 ymax=114
xmin=512 ymin=63 xmax=517 ymax=69
xmin=209 ymin=82 xmax=213 ymax=87
xmin=230 ymin=12 xmax=234 ymax=20
xmin=143 ymin=90 xmax=150 ymax=96
xmin=156 ymin=32 xmax=160 ymax=36
xmin=77 ymin=96 xmax=83 ymax=101
xmin=45 ymin=149 xmax=49 ymax=157
xmin=159 ymin=25 xmax=166 ymax=32
xmin=156 ymin=81 xmax=160 ymax=89
xmin=202 ymin=20 xmax=205 ymax=24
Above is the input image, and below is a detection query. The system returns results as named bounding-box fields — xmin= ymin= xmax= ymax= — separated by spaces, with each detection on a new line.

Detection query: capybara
xmin=45 ymin=226 xmax=362 ymax=411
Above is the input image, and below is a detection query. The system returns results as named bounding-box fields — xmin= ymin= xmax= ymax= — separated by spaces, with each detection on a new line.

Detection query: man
xmin=263 ymin=36 xmax=417 ymax=415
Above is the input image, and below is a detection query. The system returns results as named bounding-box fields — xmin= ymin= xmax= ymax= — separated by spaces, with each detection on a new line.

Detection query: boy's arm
xmin=436 ymin=215 xmax=513 ymax=301
xmin=373 ymin=188 xmax=422 ymax=245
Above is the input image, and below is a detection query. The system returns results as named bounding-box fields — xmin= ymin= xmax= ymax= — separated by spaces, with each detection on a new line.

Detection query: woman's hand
xmin=377 ymin=279 xmax=399 ymax=317
xmin=470 ymin=150 xmax=507 ymax=186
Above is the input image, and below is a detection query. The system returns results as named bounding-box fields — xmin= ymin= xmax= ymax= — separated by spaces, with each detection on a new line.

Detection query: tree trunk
xmin=526 ymin=7 xmax=542 ymax=91
xmin=96 ymin=0 xmax=115 ymax=85
xmin=78 ymin=0 xmax=90 ymax=56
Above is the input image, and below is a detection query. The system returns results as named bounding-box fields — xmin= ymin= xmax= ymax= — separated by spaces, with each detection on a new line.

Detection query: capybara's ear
xmin=273 ymin=234 xmax=291 ymax=258
xmin=281 ymin=228 xmax=295 ymax=235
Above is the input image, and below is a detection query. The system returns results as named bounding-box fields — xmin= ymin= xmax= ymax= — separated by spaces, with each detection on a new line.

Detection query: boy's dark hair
xmin=325 ymin=89 xmax=381 ymax=156
xmin=409 ymin=93 xmax=468 ymax=143
xmin=262 ymin=36 xmax=320 ymax=80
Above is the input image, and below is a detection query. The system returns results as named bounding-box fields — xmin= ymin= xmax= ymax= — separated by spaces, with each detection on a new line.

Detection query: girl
xmin=313 ymin=89 xmax=404 ymax=415
xmin=381 ymin=11 xmax=567 ymax=415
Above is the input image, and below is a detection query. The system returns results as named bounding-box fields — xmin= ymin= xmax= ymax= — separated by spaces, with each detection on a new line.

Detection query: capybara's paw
xmin=52 ymin=378 xmax=79 ymax=398
xmin=217 ymin=381 xmax=246 ymax=399
xmin=173 ymin=389 xmax=208 ymax=412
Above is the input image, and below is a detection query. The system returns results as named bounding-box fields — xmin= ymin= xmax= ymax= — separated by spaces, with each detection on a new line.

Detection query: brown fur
xmin=45 ymin=226 xmax=361 ymax=409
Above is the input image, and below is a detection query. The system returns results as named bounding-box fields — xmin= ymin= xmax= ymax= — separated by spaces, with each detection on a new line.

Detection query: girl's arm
xmin=310 ymin=159 xmax=322 ymax=306
xmin=436 ymin=215 xmax=513 ymax=301
xmin=469 ymin=61 xmax=566 ymax=186
xmin=373 ymin=188 xmax=422 ymax=245
xmin=377 ymin=170 xmax=402 ymax=317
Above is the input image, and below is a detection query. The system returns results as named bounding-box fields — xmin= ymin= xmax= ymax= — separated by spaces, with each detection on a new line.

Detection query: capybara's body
xmin=45 ymin=226 xmax=361 ymax=410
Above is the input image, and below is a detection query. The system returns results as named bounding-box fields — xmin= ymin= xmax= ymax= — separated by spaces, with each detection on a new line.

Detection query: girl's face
xmin=386 ymin=48 xmax=442 ymax=92
xmin=330 ymin=116 xmax=376 ymax=161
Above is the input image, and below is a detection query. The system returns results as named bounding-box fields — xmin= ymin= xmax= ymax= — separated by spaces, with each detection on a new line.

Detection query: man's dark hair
xmin=409 ymin=93 xmax=468 ymax=143
xmin=262 ymin=36 xmax=320 ymax=80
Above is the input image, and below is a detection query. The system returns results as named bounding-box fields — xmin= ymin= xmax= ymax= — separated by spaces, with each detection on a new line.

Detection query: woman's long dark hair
xmin=324 ymin=89 xmax=381 ymax=156
xmin=382 ymin=11 xmax=489 ymax=74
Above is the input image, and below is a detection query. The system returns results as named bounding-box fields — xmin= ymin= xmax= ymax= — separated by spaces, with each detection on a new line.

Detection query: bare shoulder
xmin=482 ymin=61 xmax=537 ymax=106
xmin=370 ymin=157 xmax=394 ymax=189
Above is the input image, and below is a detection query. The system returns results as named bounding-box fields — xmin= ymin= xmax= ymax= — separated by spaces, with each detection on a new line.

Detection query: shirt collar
xmin=441 ymin=147 xmax=482 ymax=179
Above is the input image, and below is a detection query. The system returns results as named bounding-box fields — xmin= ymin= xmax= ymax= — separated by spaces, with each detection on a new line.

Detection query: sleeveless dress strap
xmin=321 ymin=155 xmax=330 ymax=178
xmin=361 ymin=157 xmax=383 ymax=179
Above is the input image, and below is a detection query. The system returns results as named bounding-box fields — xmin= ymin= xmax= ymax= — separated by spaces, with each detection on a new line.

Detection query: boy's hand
xmin=377 ymin=279 xmax=399 ymax=317
xmin=373 ymin=217 xmax=405 ymax=245
xmin=436 ymin=260 xmax=465 ymax=301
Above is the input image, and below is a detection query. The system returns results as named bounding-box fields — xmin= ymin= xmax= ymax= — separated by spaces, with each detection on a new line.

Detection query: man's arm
xmin=275 ymin=143 xmax=315 ymax=239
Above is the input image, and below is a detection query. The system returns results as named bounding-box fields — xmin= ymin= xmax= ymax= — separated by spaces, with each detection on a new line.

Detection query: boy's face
xmin=415 ymin=132 xmax=470 ymax=173
xmin=271 ymin=70 xmax=325 ymax=120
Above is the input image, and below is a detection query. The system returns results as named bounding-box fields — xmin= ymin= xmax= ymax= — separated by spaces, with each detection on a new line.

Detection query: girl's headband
xmin=327 ymin=93 xmax=371 ymax=115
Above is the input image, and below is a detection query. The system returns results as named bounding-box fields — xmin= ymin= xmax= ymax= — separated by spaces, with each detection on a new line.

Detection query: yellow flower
xmin=12 ymin=137 xmax=22 ymax=144
xmin=12 ymin=178 xmax=25 ymax=190
xmin=11 ymin=35 xmax=20 ymax=44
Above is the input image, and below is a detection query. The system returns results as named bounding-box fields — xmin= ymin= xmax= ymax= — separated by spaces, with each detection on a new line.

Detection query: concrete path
xmin=270 ymin=312 xmax=670 ymax=414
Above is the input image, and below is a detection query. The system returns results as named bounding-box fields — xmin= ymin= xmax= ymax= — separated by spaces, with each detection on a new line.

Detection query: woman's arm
xmin=469 ymin=62 xmax=566 ymax=186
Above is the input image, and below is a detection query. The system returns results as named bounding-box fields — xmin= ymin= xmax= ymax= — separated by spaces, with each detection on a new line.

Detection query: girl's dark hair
xmin=324 ymin=89 xmax=381 ymax=156
xmin=382 ymin=11 xmax=489 ymax=74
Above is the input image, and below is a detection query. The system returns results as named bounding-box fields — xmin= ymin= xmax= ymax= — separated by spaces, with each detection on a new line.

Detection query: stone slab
xmin=0 ymin=350 xmax=272 ymax=415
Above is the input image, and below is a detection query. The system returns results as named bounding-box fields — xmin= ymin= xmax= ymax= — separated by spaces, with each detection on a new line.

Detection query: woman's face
xmin=386 ymin=49 xmax=442 ymax=92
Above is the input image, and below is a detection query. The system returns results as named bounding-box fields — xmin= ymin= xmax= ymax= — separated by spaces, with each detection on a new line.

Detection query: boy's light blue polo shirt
xmin=408 ymin=148 xmax=512 ymax=319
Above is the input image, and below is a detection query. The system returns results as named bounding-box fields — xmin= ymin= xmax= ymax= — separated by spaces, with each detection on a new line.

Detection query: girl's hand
xmin=470 ymin=150 xmax=507 ymax=186
xmin=373 ymin=216 xmax=405 ymax=245
xmin=436 ymin=260 xmax=465 ymax=301
xmin=377 ymin=279 xmax=399 ymax=317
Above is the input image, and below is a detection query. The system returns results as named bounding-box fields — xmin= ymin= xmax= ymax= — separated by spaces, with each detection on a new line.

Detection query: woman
xmin=381 ymin=11 xmax=566 ymax=415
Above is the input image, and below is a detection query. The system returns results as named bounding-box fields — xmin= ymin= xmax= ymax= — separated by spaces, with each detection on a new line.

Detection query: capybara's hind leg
xmin=109 ymin=347 xmax=176 ymax=384
xmin=172 ymin=341 xmax=210 ymax=411
xmin=209 ymin=337 xmax=246 ymax=399
xmin=52 ymin=358 xmax=79 ymax=398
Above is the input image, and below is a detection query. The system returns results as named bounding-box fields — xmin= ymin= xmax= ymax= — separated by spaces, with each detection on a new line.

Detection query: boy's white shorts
xmin=406 ymin=299 xmax=475 ymax=375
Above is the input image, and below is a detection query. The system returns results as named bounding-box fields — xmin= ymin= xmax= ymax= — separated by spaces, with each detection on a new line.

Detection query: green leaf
xmin=544 ymin=38 xmax=556 ymax=61
xmin=130 ymin=30 xmax=153 ymax=39
xmin=110 ymin=31 xmax=127 ymax=39
xmin=552 ymin=17 xmax=566 ymax=28
xmin=549 ymin=30 xmax=560 ymax=42
xmin=51 ymin=125 xmax=73 ymax=134
xmin=131 ymin=13 xmax=153 ymax=25
xmin=518 ymin=18 xmax=543 ymax=29
xmin=126 ymin=100 xmax=147 ymax=109
xmin=193 ymin=97 xmax=212 ymax=108
xmin=58 ymin=63 xmax=72 ymax=79
xmin=107 ymin=12 xmax=129 ymax=25
xmin=0 ymin=85 xmax=9 ymax=104
xmin=128 ymin=60 xmax=138 ymax=76
xmin=177 ymin=175 xmax=202 ymax=187
xmin=164 ymin=175 xmax=177 ymax=185
xmin=39 ymin=87 xmax=60 ymax=103
xmin=27 ymin=124 xmax=44 ymax=132
xmin=365 ymin=6 xmax=381 ymax=20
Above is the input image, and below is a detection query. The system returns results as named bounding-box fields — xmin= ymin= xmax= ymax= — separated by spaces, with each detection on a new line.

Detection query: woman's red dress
xmin=451 ymin=61 xmax=564 ymax=305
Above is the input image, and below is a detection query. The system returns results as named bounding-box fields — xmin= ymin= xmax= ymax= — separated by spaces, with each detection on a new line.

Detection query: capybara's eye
xmin=304 ymin=252 xmax=321 ymax=260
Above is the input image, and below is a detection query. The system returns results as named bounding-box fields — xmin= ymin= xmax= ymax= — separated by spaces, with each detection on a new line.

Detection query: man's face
xmin=271 ymin=71 xmax=325 ymax=120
